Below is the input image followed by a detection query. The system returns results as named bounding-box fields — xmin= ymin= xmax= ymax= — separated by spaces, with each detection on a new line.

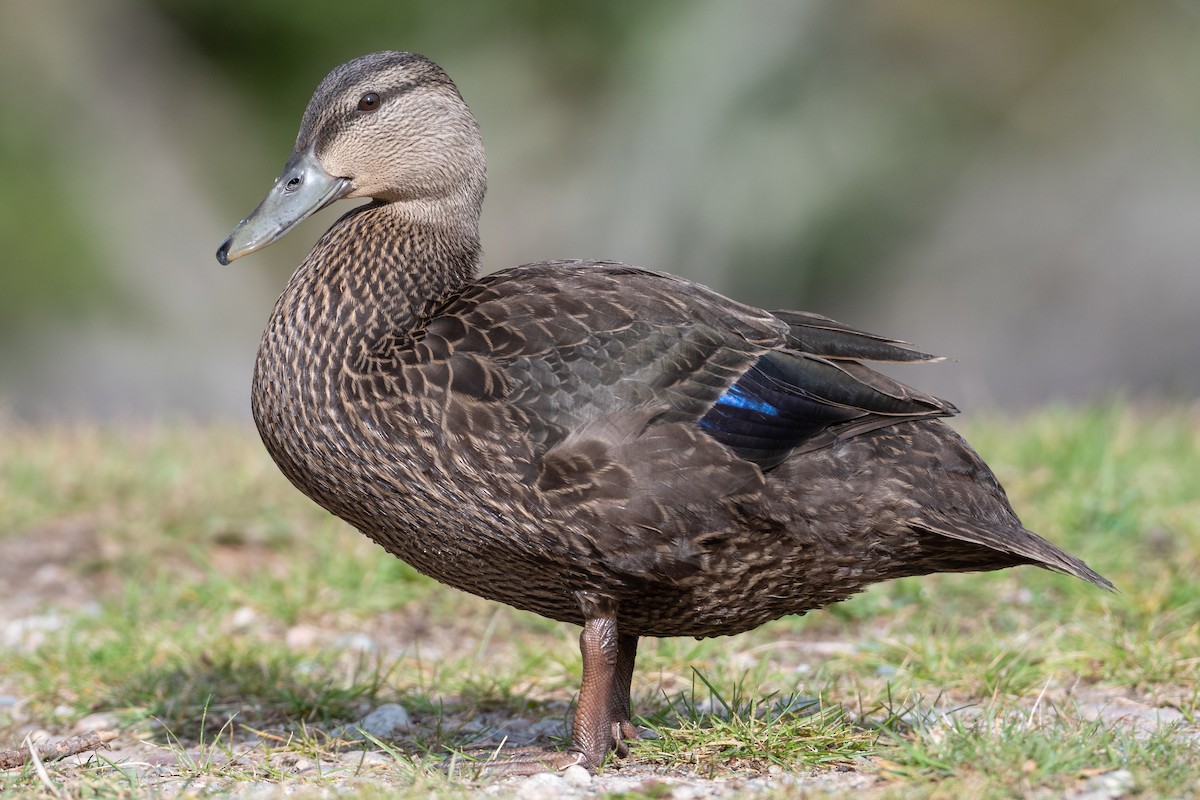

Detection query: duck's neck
xmin=253 ymin=200 xmax=480 ymax=436
xmin=319 ymin=199 xmax=478 ymax=326
xmin=273 ymin=199 xmax=479 ymax=351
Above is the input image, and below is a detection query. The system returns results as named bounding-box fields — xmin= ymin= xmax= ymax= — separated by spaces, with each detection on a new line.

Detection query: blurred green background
xmin=2 ymin=0 xmax=1198 ymax=420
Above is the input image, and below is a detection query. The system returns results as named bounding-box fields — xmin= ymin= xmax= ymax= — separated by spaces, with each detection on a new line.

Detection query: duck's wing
xmin=697 ymin=310 xmax=956 ymax=468
xmin=412 ymin=261 xmax=952 ymax=468
xmin=415 ymin=261 xmax=782 ymax=449
xmin=390 ymin=260 xmax=965 ymax=583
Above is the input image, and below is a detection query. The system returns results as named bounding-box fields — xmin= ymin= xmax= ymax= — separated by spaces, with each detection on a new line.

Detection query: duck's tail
xmin=914 ymin=512 xmax=1115 ymax=591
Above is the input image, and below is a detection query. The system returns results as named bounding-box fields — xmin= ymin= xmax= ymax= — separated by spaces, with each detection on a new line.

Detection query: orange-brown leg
xmin=479 ymin=594 xmax=635 ymax=775
xmin=609 ymin=633 xmax=640 ymax=756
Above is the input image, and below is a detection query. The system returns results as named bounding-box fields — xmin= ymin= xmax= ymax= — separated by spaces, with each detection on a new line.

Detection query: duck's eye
xmin=357 ymin=92 xmax=381 ymax=112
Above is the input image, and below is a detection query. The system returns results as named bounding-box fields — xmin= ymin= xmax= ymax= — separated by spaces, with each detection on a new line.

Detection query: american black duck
xmin=216 ymin=51 xmax=1111 ymax=773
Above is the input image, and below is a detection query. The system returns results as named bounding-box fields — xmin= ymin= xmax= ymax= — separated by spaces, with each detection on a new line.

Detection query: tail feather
xmin=915 ymin=514 xmax=1115 ymax=591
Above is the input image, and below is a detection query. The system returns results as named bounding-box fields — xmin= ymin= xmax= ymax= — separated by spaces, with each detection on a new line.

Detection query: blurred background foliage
xmin=1 ymin=0 xmax=1198 ymax=419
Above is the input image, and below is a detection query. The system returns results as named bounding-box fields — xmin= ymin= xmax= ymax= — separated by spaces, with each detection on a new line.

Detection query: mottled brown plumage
xmin=217 ymin=51 xmax=1111 ymax=773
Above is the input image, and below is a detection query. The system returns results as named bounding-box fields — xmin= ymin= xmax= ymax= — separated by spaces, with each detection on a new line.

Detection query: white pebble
xmin=73 ymin=712 xmax=119 ymax=733
xmin=290 ymin=756 xmax=316 ymax=773
xmin=516 ymin=772 xmax=570 ymax=800
xmin=335 ymin=632 xmax=376 ymax=652
xmin=561 ymin=764 xmax=591 ymax=786
xmin=284 ymin=625 xmax=319 ymax=649
xmin=1079 ymin=769 xmax=1135 ymax=800
xmin=229 ymin=606 xmax=258 ymax=630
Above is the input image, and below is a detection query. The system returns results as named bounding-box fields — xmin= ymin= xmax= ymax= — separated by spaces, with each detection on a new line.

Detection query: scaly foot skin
xmin=466 ymin=720 xmax=641 ymax=775
xmin=466 ymin=608 xmax=642 ymax=775
xmin=470 ymin=747 xmax=590 ymax=776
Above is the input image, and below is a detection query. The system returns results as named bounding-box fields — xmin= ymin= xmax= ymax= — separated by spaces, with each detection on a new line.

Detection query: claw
xmin=611 ymin=720 xmax=640 ymax=758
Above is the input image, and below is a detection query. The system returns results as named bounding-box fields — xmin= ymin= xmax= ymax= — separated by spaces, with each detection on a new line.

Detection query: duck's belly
xmin=253 ymin=381 xmax=885 ymax=639
xmin=315 ymin=471 xmax=873 ymax=640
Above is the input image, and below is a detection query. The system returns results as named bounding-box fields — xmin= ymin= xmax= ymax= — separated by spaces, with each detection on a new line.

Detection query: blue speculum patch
xmin=713 ymin=384 xmax=779 ymax=416
xmin=696 ymin=356 xmax=860 ymax=469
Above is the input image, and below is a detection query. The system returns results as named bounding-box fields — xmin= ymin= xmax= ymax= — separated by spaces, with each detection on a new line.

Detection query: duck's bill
xmin=216 ymin=150 xmax=352 ymax=264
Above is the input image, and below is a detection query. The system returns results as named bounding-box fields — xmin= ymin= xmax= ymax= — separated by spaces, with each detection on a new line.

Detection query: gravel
xmin=2 ymin=692 xmax=1194 ymax=798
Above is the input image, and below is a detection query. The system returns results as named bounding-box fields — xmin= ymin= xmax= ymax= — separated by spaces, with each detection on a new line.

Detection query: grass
xmin=0 ymin=404 xmax=1197 ymax=797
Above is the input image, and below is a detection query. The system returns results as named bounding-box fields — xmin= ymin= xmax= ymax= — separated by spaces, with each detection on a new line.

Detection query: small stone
xmin=143 ymin=750 xmax=181 ymax=767
xmin=691 ymin=697 xmax=730 ymax=718
xmin=597 ymin=776 xmax=644 ymax=794
xmin=516 ymin=772 xmax=569 ymax=800
xmin=1077 ymin=697 xmax=1187 ymax=736
xmin=529 ymin=717 xmax=565 ymax=739
xmin=1079 ymin=769 xmax=1135 ymax=800
xmin=229 ymin=606 xmax=258 ymax=630
xmin=290 ymin=756 xmax=316 ymax=773
xmin=285 ymin=625 xmax=320 ymax=649
xmin=501 ymin=717 xmax=535 ymax=745
xmin=338 ymin=750 xmax=391 ymax=768
xmin=335 ymin=632 xmax=376 ymax=652
xmin=561 ymin=764 xmax=591 ymax=786
xmin=73 ymin=712 xmax=120 ymax=733
xmin=21 ymin=727 xmax=52 ymax=743
xmin=359 ymin=703 xmax=411 ymax=738
xmin=459 ymin=719 xmax=485 ymax=734
xmin=2 ymin=613 xmax=64 ymax=650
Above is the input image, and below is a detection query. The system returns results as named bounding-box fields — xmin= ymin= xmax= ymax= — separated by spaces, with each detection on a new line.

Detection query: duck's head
xmin=217 ymin=51 xmax=485 ymax=264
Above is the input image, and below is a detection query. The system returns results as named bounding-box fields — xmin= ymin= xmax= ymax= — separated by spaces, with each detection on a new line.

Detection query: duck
xmin=216 ymin=51 xmax=1111 ymax=774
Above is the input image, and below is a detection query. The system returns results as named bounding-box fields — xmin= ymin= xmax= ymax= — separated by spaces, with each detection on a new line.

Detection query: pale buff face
xmin=297 ymin=51 xmax=486 ymax=208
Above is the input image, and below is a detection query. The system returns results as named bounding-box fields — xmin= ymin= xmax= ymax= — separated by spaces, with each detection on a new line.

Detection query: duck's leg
xmin=478 ymin=594 xmax=631 ymax=775
xmin=565 ymin=608 xmax=624 ymax=767
xmin=608 ymin=633 xmax=640 ymax=756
